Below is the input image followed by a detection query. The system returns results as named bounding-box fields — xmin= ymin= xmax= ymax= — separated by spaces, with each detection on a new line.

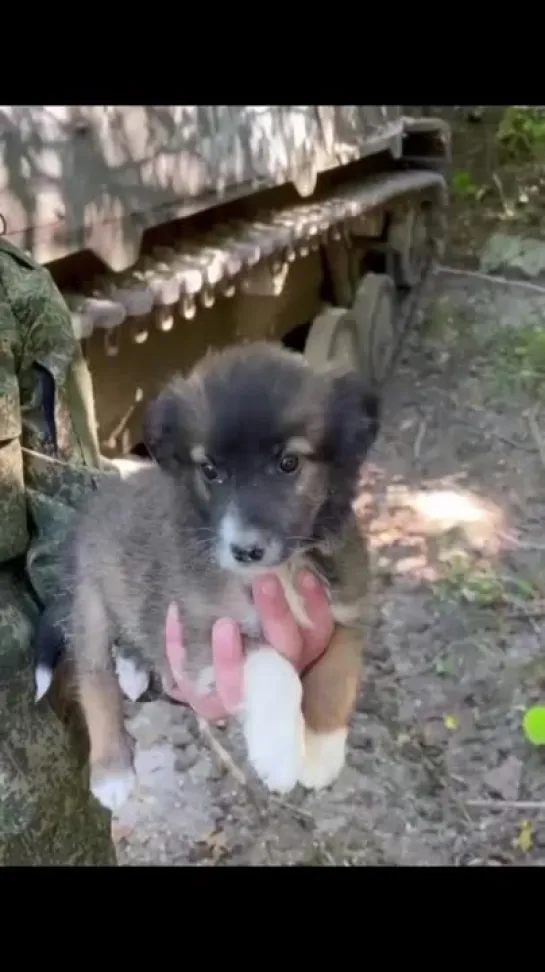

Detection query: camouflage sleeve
xmin=0 ymin=569 xmax=116 ymax=865
xmin=0 ymin=240 xmax=116 ymax=865
xmin=0 ymin=264 xmax=28 ymax=563
xmin=0 ymin=243 xmax=105 ymax=603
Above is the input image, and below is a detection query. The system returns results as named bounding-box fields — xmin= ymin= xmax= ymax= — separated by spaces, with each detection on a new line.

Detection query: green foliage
xmin=497 ymin=107 xmax=545 ymax=160
xmin=522 ymin=706 xmax=545 ymax=746
xmin=486 ymin=320 xmax=545 ymax=400
xmin=452 ymin=170 xmax=479 ymax=198
xmin=436 ymin=554 xmax=507 ymax=607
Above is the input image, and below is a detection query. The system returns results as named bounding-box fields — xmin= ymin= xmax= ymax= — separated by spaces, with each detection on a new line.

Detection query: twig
xmin=269 ymin=795 xmax=314 ymax=821
xmin=438 ymin=264 xmax=545 ymax=298
xmin=197 ymin=716 xmax=247 ymax=786
xmin=492 ymin=171 xmax=515 ymax=218
xmin=416 ymin=750 xmax=472 ymax=826
xmin=504 ymin=609 xmax=545 ymax=620
xmin=466 ymin=798 xmax=545 ymax=811
xmin=527 ymin=407 xmax=545 ymax=470
xmin=413 ymin=419 xmax=427 ymax=459
xmin=452 ymin=414 xmax=535 ymax=453
xmin=196 ymin=715 xmax=314 ymax=822
xmin=498 ymin=530 xmax=545 ymax=551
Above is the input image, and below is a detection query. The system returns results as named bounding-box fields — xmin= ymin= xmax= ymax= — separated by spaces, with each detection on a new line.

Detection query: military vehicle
xmin=0 ymin=106 xmax=450 ymax=460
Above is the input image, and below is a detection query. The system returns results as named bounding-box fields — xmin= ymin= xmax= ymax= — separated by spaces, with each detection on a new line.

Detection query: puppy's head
xmin=143 ymin=341 xmax=379 ymax=576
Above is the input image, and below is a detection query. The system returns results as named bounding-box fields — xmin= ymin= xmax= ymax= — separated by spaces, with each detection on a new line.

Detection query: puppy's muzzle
xmin=218 ymin=512 xmax=285 ymax=570
xmin=230 ymin=541 xmax=266 ymax=565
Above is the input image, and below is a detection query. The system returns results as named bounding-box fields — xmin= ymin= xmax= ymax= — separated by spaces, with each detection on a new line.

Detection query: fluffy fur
xmin=61 ymin=341 xmax=380 ymax=809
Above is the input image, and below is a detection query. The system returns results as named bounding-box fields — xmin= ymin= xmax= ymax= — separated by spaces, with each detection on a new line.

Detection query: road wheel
xmin=304 ymin=305 xmax=358 ymax=370
xmin=351 ymin=272 xmax=396 ymax=388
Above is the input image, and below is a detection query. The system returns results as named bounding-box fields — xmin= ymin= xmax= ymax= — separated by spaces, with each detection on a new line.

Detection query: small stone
xmin=351 ymin=733 xmax=373 ymax=752
xmin=484 ymin=755 xmax=523 ymax=801
xmin=171 ymin=725 xmax=194 ymax=748
xmin=208 ymin=762 xmax=226 ymax=782
xmin=174 ymin=745 xmax=198 ymax=772
xmin=126 ymin=699 xmax=177 ymax=747
xmin=480 ymin=233 xmax=545 ymax=280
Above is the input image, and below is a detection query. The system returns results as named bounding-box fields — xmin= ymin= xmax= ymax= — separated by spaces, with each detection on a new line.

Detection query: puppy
xmin=63 ymin=341 xmax=379 ymax=811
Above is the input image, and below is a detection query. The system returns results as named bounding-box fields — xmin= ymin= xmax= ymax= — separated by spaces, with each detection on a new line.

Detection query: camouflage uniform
xmin=0 ymin=238 xmax=116 ymax=865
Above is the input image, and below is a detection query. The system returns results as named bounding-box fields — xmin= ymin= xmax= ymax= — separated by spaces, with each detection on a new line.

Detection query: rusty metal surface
xmin=0 ymin=106 xmax=404 ymax=271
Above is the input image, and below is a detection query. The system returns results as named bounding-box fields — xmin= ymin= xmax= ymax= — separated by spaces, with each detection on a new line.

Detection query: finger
xmin=165 ymin=602 xmax=186 ymax=683
xmin=252 ymin=575 xmax=303 ymax=667
xmin=165 ymin=604 xmax=235 ymax=720
xmin=212 ymin=618 xmax=244 ymax=714
xmin=296 ymin=571 xmax=335 ymax=669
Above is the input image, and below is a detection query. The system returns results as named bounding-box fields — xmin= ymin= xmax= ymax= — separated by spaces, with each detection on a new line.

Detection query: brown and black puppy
xmin=66 ymin=341 xmax=379 ymax=811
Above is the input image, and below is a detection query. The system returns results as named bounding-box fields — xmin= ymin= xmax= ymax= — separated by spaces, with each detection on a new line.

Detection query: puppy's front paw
xmin=242 ymin=648 xmax=304 ymax=795
xmin=90 ymin=753 xmax=136 ymax=811
xmin=246 ymin=710 xmax=305 ymax=794
xmin=114 ymin=652 xmax=150 ymax=702
xmin=299 ymin=727 xmax=347 ymax=790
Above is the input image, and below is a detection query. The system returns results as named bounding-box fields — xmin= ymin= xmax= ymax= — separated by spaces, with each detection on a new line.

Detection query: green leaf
xmin=511 ymin=577 xmax=538 ymax=601
xmin=435 ymin=657 xmax=455 ymax=676
xmin=452 ymin=170 xmax=478 ymax=197
xmin=522 ymin=706 xmax=545 ymax=745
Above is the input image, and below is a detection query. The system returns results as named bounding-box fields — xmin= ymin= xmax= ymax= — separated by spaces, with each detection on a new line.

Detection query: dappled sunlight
xmin=109 ymin=455 xmax=151 ymax=479
xmin=0 ymin=106 xmax=402 ymax=270
xmin=400 ymin=486 xmax=507 ymax=553
xmin=354 ymin=467 xmax=511 ymax=584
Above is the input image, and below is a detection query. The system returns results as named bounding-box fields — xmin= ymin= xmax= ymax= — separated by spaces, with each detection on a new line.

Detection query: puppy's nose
xmin=230 ymin=542 xmax=264 ymax=564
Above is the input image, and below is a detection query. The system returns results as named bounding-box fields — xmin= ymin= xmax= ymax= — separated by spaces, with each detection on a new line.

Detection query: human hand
xmin=164 ymin=570 xmax=334 ymax=721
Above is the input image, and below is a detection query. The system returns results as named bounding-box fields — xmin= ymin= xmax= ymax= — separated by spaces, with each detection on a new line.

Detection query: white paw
xmin=91 ymin=766 xmax=137 ymax=811
xmin=115 ymin=653 xmax=150 ymax=702
xmin=35 ymin=664 xmax=53 ymax=702
xmin=242 ymin=647 xmax=304 ymax=795
xmin=299 ymin=727 xmax=347 ymax=790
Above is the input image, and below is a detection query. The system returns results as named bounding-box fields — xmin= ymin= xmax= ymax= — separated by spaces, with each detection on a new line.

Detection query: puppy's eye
xmin=278 ymin=453 xmax=299 ymax=474
xmin=201 ymin=461 xmax=219 ymax=482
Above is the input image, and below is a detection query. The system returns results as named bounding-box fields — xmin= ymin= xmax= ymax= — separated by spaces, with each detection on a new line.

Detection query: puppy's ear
xmin=324 ymin=369 xmax=380 ymax=474
xmin=142 ymin=381 xmax=196 ymax=472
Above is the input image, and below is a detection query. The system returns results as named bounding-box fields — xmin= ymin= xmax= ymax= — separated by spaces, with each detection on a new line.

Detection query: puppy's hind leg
xmin=299 ymin=625 xmax=362 ymax=790
xmin=71 ymin=585 xmax=136 ymax=812
xmin=241 ymin=647 xmax=305 ymax=795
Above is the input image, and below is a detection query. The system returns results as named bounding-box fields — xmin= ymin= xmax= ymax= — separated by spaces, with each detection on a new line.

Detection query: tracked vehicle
xmin=0 ymin=106 xmax=450 ymax=459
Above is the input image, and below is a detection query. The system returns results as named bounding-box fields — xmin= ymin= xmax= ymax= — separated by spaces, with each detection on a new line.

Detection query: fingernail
xmin=299 ymin=570 xmax=318 ymax=591
xmin=215 ymin=618 xmax=237 ymax=639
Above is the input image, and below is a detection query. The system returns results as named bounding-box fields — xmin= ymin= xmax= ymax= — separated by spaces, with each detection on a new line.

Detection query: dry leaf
xmin=484 ymin=755 xmax=522 ymax=801
xmin=513 ymin=819 xmax=533 ymax=854
xmin=198 ymin=829 xmax=229 ymax=862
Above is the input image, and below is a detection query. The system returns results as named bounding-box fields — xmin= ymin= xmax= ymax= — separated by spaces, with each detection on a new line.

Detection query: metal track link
xmin=64 ymin=168 xmax=447 ymax=343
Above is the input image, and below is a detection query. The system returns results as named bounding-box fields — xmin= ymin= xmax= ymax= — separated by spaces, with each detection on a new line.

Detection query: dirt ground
xmin=111 ymin=267 xmax=545 ymax=866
